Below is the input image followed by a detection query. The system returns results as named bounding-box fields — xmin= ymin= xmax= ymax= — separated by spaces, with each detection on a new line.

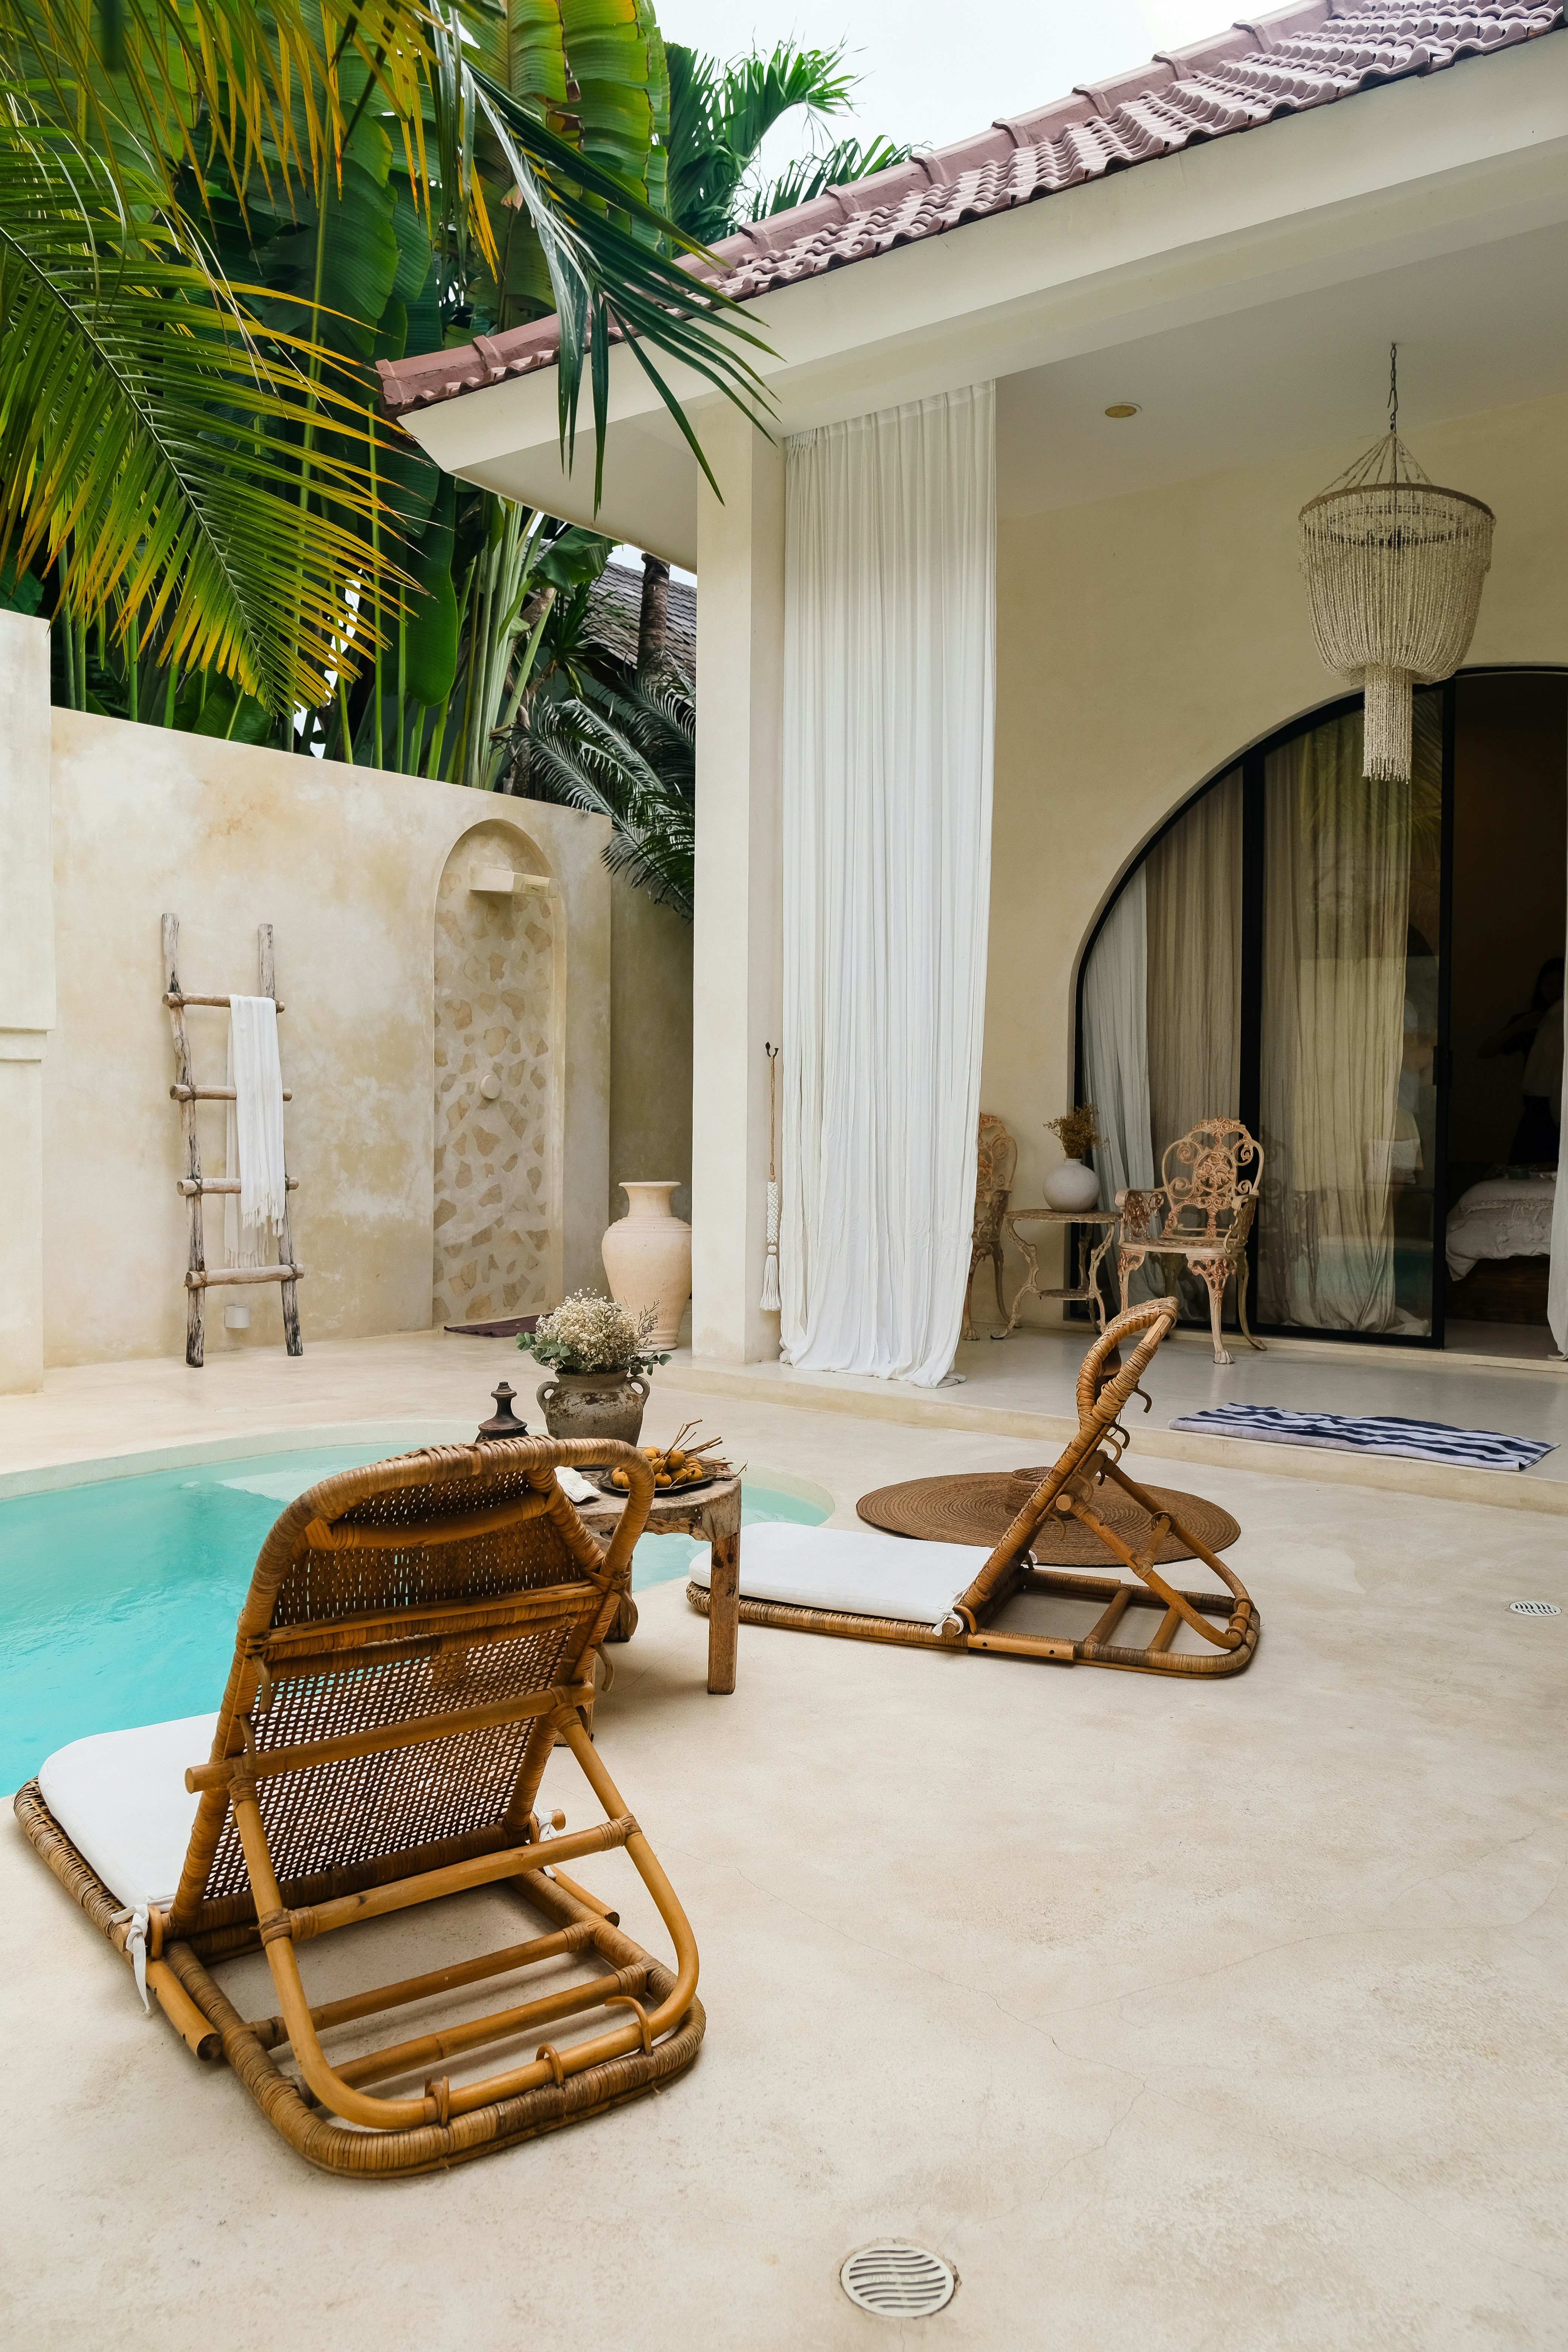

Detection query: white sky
xmin=618 ymin=4 xmax=1233 ymax=576
xmin=658 ymin=2 xmax=1236 ymax=172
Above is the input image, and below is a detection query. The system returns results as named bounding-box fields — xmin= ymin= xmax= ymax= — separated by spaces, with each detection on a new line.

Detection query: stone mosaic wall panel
xmin=433 ymin=822 xmax=557 ymax=1326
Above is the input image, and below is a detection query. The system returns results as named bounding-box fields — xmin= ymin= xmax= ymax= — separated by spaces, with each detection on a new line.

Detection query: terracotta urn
xmin=1043 ymin=1156 xmax=1102 ymax=1212
xmin=534 ymin=1369 xmax=650 ymax=1445
xmin=601 ymin=1181 xmax=692 ymax=1349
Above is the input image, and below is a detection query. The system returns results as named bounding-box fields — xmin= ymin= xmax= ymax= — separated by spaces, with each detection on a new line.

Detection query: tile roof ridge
xmin=381 ymin=2 xmax=1566 ymax=417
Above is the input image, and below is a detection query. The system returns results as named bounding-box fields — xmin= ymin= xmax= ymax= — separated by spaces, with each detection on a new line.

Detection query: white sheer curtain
xmin=1260 ymin=714 xmax=1410 ymax=1331
xmin=1145 ymin=770 xmax=1243 ymax=1157
xmin=779 ymin=384 xmax=996 ymax=1385
xmin=1081 ymin=869 xmax=1153 ymax=1209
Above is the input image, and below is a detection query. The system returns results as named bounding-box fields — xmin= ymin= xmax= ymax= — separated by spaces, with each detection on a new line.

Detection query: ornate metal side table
xmin=1001 ymin=1207 xmax=1120 ymax=1335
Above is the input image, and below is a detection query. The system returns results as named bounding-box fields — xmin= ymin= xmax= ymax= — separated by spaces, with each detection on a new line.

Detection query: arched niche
xmin=432 ymin=818 xmax=565 ymax=1326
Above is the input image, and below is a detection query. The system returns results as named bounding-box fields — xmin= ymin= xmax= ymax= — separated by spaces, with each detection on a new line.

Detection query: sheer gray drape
xmin=1082 ymin=869 xmax=1153 ymax=1210
xmin=1259 ymin=712 xmax=1411 ymax=1331
xmin=1082 ymin=772 xmax=1243 ymax=1217
xmin=1146 ymin=771 xmax=1244 ymax=1158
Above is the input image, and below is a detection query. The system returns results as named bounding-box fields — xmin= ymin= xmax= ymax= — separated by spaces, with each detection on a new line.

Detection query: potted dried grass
xmin=524 ymin=1291 xmax=669 ymax=1442
xmin=1043 ymin=1105 xmax=1106 ymax=1211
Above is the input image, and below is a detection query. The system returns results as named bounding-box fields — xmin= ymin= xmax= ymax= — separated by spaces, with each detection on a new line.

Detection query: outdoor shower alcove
xmin=433 ymin=819 xmax=565 ymax=1328
xmin=1075 ymin=669 xmax=1568 ymax=1351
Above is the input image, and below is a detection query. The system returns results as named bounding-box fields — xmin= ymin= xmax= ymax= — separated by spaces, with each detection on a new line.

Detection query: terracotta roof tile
xmin=380 ymin=2 xmax=1563 ymax=416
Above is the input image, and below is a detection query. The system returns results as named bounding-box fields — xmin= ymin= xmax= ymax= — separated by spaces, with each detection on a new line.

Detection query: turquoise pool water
xmin=0 ymin=1449 xmax=828 ymax=1795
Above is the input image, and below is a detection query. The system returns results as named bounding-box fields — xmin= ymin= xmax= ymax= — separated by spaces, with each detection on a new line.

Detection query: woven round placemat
xmin=856 ymin=1468 xmax=1239 ymax=1566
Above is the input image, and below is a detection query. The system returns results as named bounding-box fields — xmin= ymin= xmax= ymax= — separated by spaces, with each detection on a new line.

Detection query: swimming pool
xmin=0 ymin=1447 xmax=830 ymax=1795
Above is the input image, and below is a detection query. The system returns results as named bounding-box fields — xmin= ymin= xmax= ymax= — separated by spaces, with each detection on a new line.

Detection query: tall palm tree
xmin=665 ymin=38 xmax=909 ymax=248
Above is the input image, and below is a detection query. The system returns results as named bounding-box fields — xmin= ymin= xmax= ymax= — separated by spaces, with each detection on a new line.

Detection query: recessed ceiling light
xmin=1104 ymin=403 xmax=1141 ymax=419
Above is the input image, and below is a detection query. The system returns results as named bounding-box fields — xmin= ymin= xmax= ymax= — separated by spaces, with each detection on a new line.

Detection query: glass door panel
xmin=1256 ymin=695 xmax=1442 ymax=1337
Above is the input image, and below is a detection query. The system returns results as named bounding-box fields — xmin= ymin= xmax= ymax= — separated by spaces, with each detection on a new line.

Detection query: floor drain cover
xmin=1511 ymin=1599 xmax=1561 ymax=1616
xmin=840 ymin=2243 xmax=956 ymax=2320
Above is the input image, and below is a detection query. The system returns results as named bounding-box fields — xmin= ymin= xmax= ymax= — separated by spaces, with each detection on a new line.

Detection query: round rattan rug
xmin=856 ymin=1468 xmax=1239 ymax=1567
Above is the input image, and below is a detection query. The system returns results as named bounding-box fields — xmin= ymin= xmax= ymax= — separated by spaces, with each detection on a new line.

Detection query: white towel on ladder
xmin=225 ymin=996 xmax=287 ymax=1266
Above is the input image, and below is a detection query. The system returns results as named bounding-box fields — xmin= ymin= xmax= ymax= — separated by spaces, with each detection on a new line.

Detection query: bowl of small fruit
xmin=599 ymin=1420 xmax=734 ymax=1498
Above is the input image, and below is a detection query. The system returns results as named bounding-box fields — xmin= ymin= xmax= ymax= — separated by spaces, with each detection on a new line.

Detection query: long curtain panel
xmin=1145 ymin=769 xmax=1243 ymax=1157
xmin=779 ymin=384 xmax=997 ymax=1384
xmin=1081 ymin=869 xmax=1153 ymax=1210
xmin=1259 ymin=713 xmax=1412 ymax=1331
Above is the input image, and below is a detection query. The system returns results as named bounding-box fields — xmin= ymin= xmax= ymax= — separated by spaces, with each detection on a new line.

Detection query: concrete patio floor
xmin=3 ymin=1331 xmax=1566 ymax=2347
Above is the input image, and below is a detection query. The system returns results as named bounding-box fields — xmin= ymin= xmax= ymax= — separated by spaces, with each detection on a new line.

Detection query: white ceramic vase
xmin=601 ymin=1181 xmax=692 ymax=1348
xmin=1042 ymin=1156 xmax=1102 ymax=1212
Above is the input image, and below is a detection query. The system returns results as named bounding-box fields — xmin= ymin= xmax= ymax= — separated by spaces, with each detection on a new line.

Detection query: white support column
xmin=0 ymin=613 xmax=55 ymax=1392
xmin=690 ymin=403 xmax=785 ymax=1363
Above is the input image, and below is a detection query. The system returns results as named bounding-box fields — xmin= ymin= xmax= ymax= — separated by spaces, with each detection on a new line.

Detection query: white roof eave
xmin=400 ymin=34 xmax=1568 ymax=565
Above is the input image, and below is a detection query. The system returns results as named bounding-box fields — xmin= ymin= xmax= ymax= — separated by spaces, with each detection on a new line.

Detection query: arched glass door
xmin=1077 ymin=674 xmax=1566 ymax=1348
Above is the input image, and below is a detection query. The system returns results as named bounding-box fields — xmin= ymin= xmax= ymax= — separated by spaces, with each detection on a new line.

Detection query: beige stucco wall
xmin=985 ymin=387 xmax=1568 ymax=1319
xmin=607 ymin=873 xmax=694 ymax=1234
xmin=41 ymin=714 xmax=611 ymax=1366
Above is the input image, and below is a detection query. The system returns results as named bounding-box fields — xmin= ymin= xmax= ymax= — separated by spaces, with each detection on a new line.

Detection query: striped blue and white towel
xmin=1165 ymin=1403 xmax=1554 ymax=1473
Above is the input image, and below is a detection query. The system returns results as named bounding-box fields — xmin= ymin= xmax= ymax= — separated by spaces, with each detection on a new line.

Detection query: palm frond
xmin=663 ymin=38 xmax=856 ymax=246
xmin=466 ymin=60 xmax=775 ymax=504
xmin=514 ymin=662 xmax=694 ymax=916
xmin=0 ymin=105 xmax=398 ymax=711
xmin=14 ymin=0 xmax=435 ymax=214
xmin=746 ymin=133 xmax=912 ymax=222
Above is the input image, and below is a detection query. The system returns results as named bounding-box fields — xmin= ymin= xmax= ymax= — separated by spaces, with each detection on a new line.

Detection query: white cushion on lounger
xmin=688 ymin=1522 xmax=992 ymax=1625
xmin=38 ymin=1713 xmax=217 ymax=1911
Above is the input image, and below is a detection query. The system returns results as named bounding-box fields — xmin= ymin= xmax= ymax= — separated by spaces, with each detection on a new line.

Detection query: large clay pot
xmin=601 ymin=1181 xmax=692 ymax=1349
xmin=1043 ymin=1156 xmax=1102 ymax=1212
xmin=534 ymin=1369 xmax=650 ymax=1444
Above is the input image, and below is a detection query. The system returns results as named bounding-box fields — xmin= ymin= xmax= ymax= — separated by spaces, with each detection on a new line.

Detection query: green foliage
xmin=7 ymin=0 xmax=775 ymax=740
xmin=0 ymin=100 xmax=390 ymax=714
xmin=401 ymin=476 xmax=460 ymax=709
xmin=750 ymin=134 xmax=911 ymax=220
xmin=507 ymin=582 xmax=696 ymax=918
xmin=0 ymin=557 xmax=44 ymax=617
xmin=664 ymin=39 xmax=906 ymax=248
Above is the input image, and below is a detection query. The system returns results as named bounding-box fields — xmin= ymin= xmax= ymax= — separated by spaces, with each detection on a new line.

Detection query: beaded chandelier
xmin=1298 ymin=351 xmax=1493 ymax=783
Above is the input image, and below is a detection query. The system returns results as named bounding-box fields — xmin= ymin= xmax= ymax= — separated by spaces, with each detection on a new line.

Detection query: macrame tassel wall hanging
xmin=1298 ymin=346 xmax=1494 ymax=783
xmin=761 ymin=1042 xmax=782 ymax=1312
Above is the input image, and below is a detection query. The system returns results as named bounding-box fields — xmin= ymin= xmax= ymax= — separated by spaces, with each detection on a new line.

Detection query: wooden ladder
xmin=162 ymin=914 xmax=304 ymax=1368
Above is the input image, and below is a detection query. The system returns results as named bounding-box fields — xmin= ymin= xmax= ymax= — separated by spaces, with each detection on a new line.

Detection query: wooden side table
xmin=1002 ymin=1208 xmax=1120 ymax=1335
xmin=574 ymin=1474 xmax=744 ymax=1695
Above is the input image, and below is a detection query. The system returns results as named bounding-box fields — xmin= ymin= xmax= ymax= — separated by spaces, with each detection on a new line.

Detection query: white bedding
xmin=1446 ymin=1176 xmax=1556 ymax=1280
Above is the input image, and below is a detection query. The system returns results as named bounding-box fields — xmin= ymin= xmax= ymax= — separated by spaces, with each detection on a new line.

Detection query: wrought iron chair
xmin=1116 ymin=1116 xmax=1266 ymax=1366
xmin=962 ymin=1112 xmax=1018 ymax=1340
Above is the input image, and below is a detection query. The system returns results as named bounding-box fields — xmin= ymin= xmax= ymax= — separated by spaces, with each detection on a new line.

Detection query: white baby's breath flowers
xmin=527 ymin=1289 xmax=661 ymax=1375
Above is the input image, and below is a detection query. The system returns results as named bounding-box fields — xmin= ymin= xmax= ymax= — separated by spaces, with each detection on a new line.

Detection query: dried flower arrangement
xmin=1046 ymin=1104 xmax=1105 ymax=1161
xmin=524 ymin=1289 xmax=668 ymax=1378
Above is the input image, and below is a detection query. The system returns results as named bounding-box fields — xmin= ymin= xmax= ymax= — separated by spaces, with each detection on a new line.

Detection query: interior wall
xmin=42 ymin=715 xmax=611 ymax=1366
xmin=1448 ymin=672 xmax=1568 ymax=1169
xmin=986 ymin=388 xmax=1568 ymax=1323
xmin=608 ymin=873 xmax=694 ymax=1236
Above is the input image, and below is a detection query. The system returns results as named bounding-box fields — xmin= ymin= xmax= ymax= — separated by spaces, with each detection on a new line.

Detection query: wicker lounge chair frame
xmin=14 ymin=1436 xmax=703 ymax=2178
xmin=689 ymin=1301 xmax=1259 ymax=1679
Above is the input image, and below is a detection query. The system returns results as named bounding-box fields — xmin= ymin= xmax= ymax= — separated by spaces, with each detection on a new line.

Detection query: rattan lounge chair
xmin=688 ymin=1300 xmax=1259 ymax=1679
xmin=14 ymin=1436 xmax=703 ymax=2178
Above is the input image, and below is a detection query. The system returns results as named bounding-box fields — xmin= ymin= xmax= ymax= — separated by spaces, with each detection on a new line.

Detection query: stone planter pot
xmin=1043 ymin=1156 xmax=1102 ymax=1212
xmin=601 ymin=1180 xmax=692 ymax=1349
xmin=534 ymin=1368 xmax=651 ymax=1446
